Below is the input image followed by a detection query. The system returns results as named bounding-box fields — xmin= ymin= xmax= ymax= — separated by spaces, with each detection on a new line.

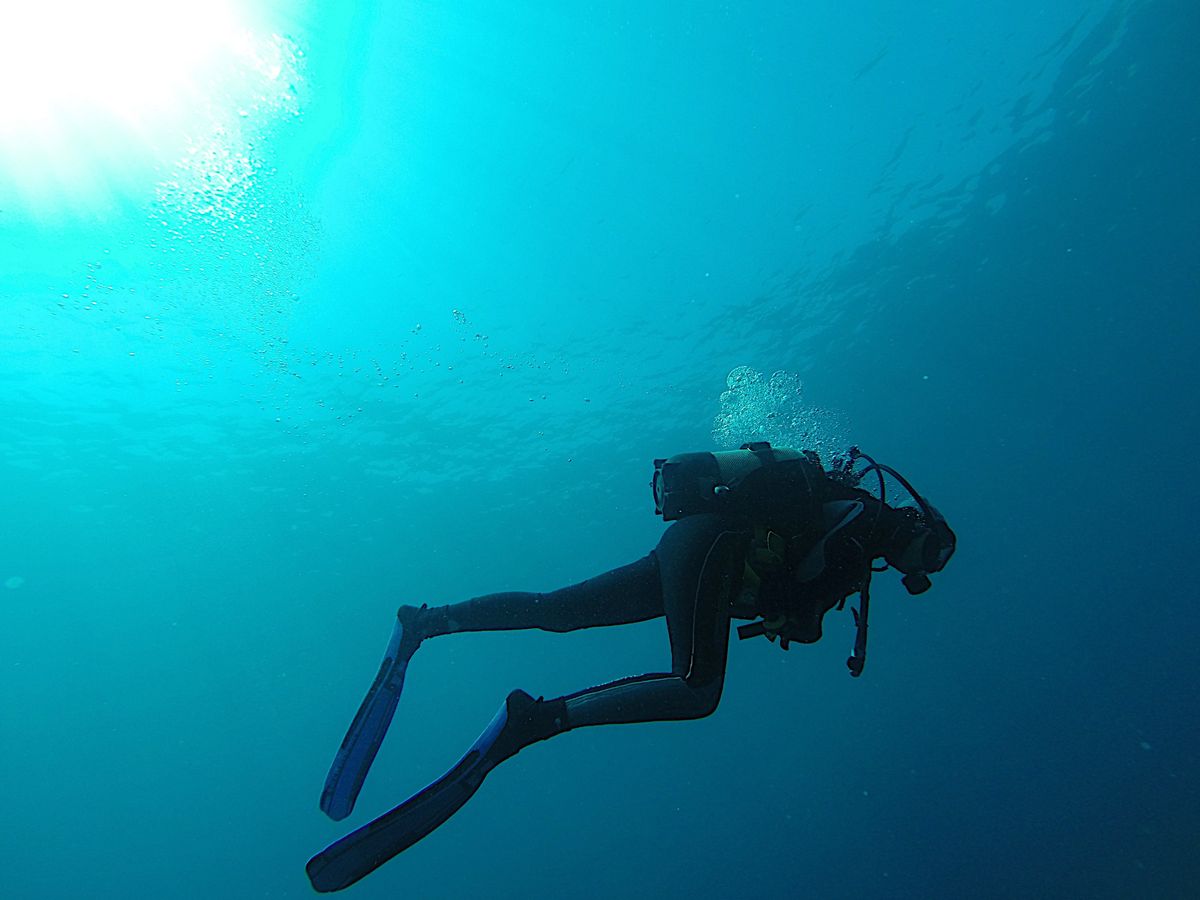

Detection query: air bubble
xmin=712 ymin=366 xmax=848 ymax=456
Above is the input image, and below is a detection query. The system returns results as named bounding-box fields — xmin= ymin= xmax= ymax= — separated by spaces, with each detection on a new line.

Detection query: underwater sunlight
xmin=0 ymin=0 xmax=301 ymax=214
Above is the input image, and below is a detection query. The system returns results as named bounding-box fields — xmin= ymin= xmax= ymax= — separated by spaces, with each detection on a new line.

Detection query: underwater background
xmin=2 ymin=1 xmax=1197 ymax=898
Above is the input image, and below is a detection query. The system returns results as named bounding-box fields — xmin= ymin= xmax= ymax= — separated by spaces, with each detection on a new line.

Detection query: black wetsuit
xmin=420 ymin=514 xmax=747 ymax=730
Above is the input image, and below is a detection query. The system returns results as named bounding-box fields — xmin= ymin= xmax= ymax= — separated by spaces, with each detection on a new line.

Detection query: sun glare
xmin=0 ymin=0 xmax=277 ymax=212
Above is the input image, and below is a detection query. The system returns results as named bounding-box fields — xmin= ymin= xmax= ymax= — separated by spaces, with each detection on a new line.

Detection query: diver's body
xmin=308 ymin=445 xmax=955 ymax=893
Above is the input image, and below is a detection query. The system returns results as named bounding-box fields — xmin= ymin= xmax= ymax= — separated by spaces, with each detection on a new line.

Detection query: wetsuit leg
xmin=420 ymin=555 xmax=663 ymax=637
xmin=561 ymin=514 xmax=743 ymax=728
xmin=307 ymin=516 xmax=748 ymax=889
xmin=421 ymin=515 xmax=742 ymax=731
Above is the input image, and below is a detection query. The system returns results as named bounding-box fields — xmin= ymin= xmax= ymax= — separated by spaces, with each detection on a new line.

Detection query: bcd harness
xmin=731 ymin=513 xmax=876 ymax=678
xmin=651 ymin=441 xmax=953 ymax=678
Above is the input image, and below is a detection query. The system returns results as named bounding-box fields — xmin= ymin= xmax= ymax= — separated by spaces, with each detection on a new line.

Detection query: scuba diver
xmin=306 ymin=443 xmax=956 ymax=893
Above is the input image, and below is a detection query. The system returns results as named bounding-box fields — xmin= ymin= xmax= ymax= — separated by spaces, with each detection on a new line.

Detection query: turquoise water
xmin=2 ymin=2 xmax=1197 ymax=897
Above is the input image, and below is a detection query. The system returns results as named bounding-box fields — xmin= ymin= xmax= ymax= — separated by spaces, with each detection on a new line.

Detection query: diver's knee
xmin=685 ymin=679 xmax=723 ymax=719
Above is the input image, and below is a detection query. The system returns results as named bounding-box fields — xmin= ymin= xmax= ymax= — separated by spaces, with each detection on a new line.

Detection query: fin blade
xmin=308 ymin=704 xmax=510 ymax=892
xmin=320 ymin=620 xmax=411 ymax=821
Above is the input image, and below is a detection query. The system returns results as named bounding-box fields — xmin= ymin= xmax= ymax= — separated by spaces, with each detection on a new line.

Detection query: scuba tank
xmin=652 ymin=441 xmax=828 ymax=524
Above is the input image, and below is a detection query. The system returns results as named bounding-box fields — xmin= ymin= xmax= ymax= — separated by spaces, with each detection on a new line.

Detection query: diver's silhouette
xmin=307 ymin=443 xmax=956 ymax=892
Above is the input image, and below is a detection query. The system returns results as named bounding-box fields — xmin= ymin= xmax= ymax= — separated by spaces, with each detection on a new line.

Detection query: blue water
xmin=2 ymin=2 xmax=1197 ymax=897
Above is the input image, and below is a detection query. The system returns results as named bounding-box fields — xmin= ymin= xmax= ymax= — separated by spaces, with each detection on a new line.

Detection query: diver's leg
xmin=374 ymin=515 xmax=739 ymax=781
xmin=656 ymin=514 xmax=741 ymax=685
xmin=361 ymin=515 xmax=733 ymax=803
xmin=560 ymin=515 xmax=740 ymax=727
xmin=311 ymin=518 xmax=742 ymax=885
xmin=417 ymin=554 xmax=663 ymax=637
xmin=320 ymin=553 xmax=662 ymax=820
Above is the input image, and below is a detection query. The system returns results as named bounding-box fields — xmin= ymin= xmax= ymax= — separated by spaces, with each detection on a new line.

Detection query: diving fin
xmin=308 ymin=689 xmax=565 ymax=893
xmin=320 ymin=609 xmax=425 ymax=821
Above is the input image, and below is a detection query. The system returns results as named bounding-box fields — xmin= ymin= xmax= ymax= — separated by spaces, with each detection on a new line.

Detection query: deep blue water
xmin=2 ymin=2 xmax=1197 ymax=898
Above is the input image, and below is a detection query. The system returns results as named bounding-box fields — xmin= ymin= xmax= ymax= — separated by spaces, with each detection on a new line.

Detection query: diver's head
xmin=845 ymin=447 xmax=955 ymax=594
xmin=882 ymin=505 xmax=956 ymax=594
